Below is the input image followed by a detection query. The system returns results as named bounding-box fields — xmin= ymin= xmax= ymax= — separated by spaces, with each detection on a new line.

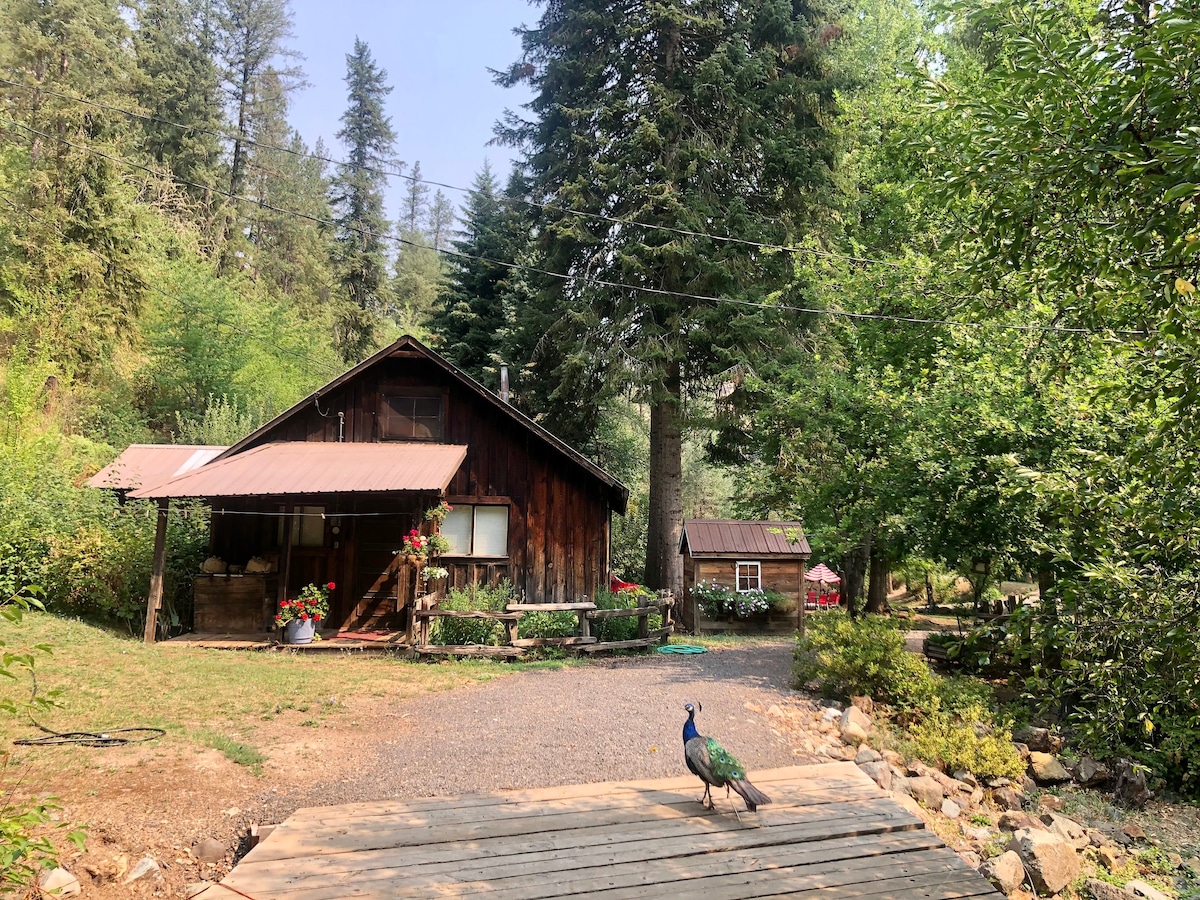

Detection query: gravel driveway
xmin=276 ymin=639 xmax=818 ymax=815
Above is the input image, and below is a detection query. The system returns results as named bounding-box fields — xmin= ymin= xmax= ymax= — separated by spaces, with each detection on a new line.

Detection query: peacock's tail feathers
xmin=704 ymin=737 xmax=746 ymax=781
xmin=729 ymin=777 xmax=771 ymax=811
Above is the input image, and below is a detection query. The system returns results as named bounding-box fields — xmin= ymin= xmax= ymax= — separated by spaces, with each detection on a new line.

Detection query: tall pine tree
xmin=496 ymin=0 xmax=843 ymax=591
xmin=328 ymin=37 xmax=397 ymax=361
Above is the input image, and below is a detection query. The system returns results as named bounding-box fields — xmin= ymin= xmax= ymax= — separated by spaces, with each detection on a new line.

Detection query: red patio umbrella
xmin=805 ymin=563 xmax=841 ymax=585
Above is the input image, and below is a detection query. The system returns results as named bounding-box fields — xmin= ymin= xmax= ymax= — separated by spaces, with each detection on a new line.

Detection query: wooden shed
xmin=679 ymin=519 xmax=811 ymax=634
xmin=98 ymin=336 xmax=628 ymax=640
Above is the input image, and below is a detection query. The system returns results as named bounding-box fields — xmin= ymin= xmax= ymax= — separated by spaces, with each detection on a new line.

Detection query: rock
xmin=1008 ymin=828 xmax=1081 ymax=896
xmin=38 ymin=868 xmax=81 ymax=897
xmin=1072 ymin=755 xmax=1110 ymax=787
xmin=999 ymin=811 xmax=1042 ymax=832
xmin=891 ymin=771 xmax=913 ymax=796
xmin=1098 ymin=845 xmax=1125 ymax=872
xmin=1022 ymin=775 xmax=1038 ymax=794
xmin=1028 ymin=752 xmax=1072 ymax=784
xmin=192 ymin=837 xmax=225 ymax=863
xmin=1013 ymin=726 xmax=1053 ymax=753
xmin=981 ymin=850 xmax=1026 ymax=896
xmin=908 ymin=775 xmax=945 ymax=808
xmin=855 ymin=747 xmax=882 ymax=765
xmin=858 ymin=760 xmax=892 ymax=792
xmin=1041 ymin=812 xmax=1089 ymax=850
xmin=954 ymin=770 xmax=980 ymax=789
xmin=1126 ymin=880 xmax=1170 ymax=900
xmin=185 ymin=883 xmax=215 ymax=899
xmin=1036 ymin=793 xmax=1066 ymax=812
xmin=1167 ymin=852 xmax=1182 ymax=869
xmin=850 ymin=695 xmax=874 ymax=716
xmin=1184 ymin=857 xmax=1200 ymax=875
xmin=964 ymin=824 xmax=993 ymax=843
xmin=881 ymin=749 xmax=906 ymax=767
xmin=766 ymin=704 xmax=785 ymax=718
xmin=1084 ymin=878 xmax=1134 ymax=900
xmin=840 ymin=706 xmax=871 ymax=744
xmin=1013 ymin=742 xmax=1031 ymax=760
xmin=123 ymin=856 xmax=162 ymax=885
xmin=993 ymin=786 xmax=1025 ymax=811
xmin=941 ymin=798 xmax=962 ymax=819
xmin=821 ymin=706 xmax=844 ymax=721
xmin=1121 ymin=823 xmax=1146 ymax=841
xmin=1113 ymin=759 xmax=1154 ymax=808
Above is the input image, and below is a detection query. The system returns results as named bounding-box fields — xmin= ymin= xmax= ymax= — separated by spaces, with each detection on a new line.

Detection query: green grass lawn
xmin=0 ymin=613 xmax=549 ymax=750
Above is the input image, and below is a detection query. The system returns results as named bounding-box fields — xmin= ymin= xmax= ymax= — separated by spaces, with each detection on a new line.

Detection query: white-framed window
xmin=442 ymin=504 xmax=509 ymax=557
xmin=736 ymin=561 xmax=761 ymax=592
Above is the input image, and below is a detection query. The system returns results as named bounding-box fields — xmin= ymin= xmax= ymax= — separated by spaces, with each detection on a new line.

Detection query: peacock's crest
xmin=704 ymin=737 xmax=746 ymax=781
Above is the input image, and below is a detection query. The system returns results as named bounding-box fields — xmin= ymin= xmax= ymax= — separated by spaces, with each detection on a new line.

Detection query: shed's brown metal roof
xmin=680 ymin=519 xmax=811 ymax=557
xmin=88 ymin=444 xmax=228 ymax=492
xmin=129 ymin=442 xmax=467 ymax=499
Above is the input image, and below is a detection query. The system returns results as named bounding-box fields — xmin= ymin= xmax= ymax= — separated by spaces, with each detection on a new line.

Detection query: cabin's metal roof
xmin=88 ymin=444 xmax=228 ymax=493
xmin=680 ymin=519 xmax=811 ymax=557
xmin=128 ymin=442 xmax=468 ymax=499
xmin=215 ymin=335 xmax=629 ymax=514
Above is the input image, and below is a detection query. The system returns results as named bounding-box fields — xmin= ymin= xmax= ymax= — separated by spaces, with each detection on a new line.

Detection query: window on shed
xmin=736 ymin=561 xmax=761 ymax=592
xmin=442 ymin=504 xmax=509 ymax=557
xmin=381 ymin=393 xmax=444 ymax=441
xmin=287 ymin=506 xmax=325 ymax=547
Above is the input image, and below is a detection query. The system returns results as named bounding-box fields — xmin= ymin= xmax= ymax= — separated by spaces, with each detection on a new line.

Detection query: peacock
xmin=682 ymin=702 xmax=771 ymax=816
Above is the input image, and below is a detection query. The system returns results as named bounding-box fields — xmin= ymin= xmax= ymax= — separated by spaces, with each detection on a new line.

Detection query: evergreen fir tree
xmin=430 ymin=163 xmax=525 ymax=389
xmin=328 ymin=37 xmax=397 ymax=361
xmin=133 ymin=0 xmax=226 ymax=212
xmin=496 ymin=0 xmax=843 ymax=592
xmin=400 ymin=160 xmax=429 ymax=235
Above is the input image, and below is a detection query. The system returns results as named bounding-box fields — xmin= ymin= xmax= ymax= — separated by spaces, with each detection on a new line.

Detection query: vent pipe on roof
xmin=500 ymin=365 xmax=510 ymax=404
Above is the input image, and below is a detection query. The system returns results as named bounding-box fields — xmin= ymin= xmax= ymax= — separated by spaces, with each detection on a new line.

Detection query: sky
xmin=287 ymin=0 xmax=537 ymax=222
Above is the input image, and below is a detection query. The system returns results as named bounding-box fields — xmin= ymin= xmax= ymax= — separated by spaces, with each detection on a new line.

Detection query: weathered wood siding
xmin=681 ymin=556 xmax=805 ymax=635
xmin=220 ymin=351 xmax=611 ymax=609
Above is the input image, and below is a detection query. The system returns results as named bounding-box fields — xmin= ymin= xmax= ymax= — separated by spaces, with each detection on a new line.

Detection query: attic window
xmin=381 ymin=393 xmax=444 ymax=441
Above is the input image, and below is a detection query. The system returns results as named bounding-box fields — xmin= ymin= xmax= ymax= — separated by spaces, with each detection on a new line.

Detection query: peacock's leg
xmin=702 ymin=784 xmax=712 ymax=809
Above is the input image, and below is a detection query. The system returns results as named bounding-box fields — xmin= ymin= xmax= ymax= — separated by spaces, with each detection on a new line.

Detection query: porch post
xmin=797 ymin=561 xmax=806 ymax=639
xmin=277 ymin=503 xmax=295 ymax=616
xmin=143 ymin=498 xmax=171 ymax=644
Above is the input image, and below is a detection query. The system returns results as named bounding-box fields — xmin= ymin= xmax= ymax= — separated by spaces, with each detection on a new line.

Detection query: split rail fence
xmin=413 ymin=592 xmax=675 ymax=658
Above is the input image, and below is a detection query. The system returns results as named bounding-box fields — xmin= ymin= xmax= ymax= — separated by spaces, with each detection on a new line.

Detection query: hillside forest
xmin=2 ymin=0 xmax=1200 ymax=798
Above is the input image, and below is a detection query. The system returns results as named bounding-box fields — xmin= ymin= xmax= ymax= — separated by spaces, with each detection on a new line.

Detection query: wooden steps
xmin=221 ymin=763 xmax=1002 ymax=900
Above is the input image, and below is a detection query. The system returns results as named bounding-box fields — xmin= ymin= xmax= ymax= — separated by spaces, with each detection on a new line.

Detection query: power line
xmin=0 ymin=77 xmax=894 ymax=267
xmin=0 ymin=116 xmax=1150 ymax=338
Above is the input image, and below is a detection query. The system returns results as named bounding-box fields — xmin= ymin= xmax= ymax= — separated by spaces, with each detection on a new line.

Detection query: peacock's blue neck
xmin=683 ymin=713 xmax=699 ymax=743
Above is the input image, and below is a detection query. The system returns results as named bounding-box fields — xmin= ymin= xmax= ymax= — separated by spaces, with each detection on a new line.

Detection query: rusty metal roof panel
xmin=128 ymin=442 xmax=468 ymax=499
xmin=680 ymin=519 xmax=811 ymax=557
xmin=88 ymin=444 xmax=228 ymax=492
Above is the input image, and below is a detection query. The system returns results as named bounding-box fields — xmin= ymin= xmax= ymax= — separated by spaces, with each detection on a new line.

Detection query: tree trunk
xmin=864 ymin=546 xmax=890 ymax=614
xmin=842 ymin=534 xmax=871 ymax=620
xmin=645 ymin=366 xmax=683 ymax=595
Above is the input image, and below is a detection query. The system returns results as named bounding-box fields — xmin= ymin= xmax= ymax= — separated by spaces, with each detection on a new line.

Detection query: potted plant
xmin=400 ymin=529 xmax=429 ymax=565
xmin=276 ymin=582 xmax=332 ymax=645
xmin=424 ymin=501 xmax=453 ymax=528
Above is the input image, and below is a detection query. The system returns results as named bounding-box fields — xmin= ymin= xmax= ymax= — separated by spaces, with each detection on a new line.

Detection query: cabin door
xmin=346 ymin=513 xmax=416 ymax=632
xmin=283 ymin=504 xmax=343 ymax=626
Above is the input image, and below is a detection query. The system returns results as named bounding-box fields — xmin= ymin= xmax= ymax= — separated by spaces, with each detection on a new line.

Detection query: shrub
xmin=592 ymin=588 xmax=662 ymax=642
xmin=430 ymin=581 xmax=516 ymax=646
xmin=517 ymin=610 xmax=578 ymax=640
xmin=900 ymin=701 xmax=1026 ymax=780
xmin=793 ymin=610 xmax=938 ymax=707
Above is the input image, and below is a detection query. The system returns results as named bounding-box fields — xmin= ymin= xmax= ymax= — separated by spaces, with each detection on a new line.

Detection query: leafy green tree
xmin=329 ymin=38 xmax=397 ymax=361
xmin=496 ymin=0 xmax=843 ymax=591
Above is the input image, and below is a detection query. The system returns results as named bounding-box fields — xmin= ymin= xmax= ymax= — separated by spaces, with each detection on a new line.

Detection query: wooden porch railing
xmin=412 ymin=592 xmax=676 ymax=658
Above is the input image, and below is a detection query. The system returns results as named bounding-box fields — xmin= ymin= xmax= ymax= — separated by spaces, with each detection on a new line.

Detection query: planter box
xmin=694 ymin=608 xmax=798 ymax=635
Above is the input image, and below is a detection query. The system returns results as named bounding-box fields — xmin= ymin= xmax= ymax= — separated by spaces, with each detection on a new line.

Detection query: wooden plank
xmin=587 ymin=606 xmax=663 ymax=619
xmin=283 ymin=764 xmax=873 ymax=823
xmin=580 ymin=626 xmax=673 ymax=652
xmin=511 ymin=636 xmax=597 ymax=647
xmin=412 ymin=609 xmax=523 ymax=620
xmin=415 ymin=645 xmax=525 ymax=657
xmin=244 ymin=827 xmax=942 ymax=900
xmin=507 ymin=602 xmax=597 ymax=611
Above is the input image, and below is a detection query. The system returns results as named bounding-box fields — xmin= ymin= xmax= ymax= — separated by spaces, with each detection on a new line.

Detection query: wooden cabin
xmin=679 ymin=519 xmax=811 ymax=634
xmin=97 ymin=336 xmax=628 ymax=639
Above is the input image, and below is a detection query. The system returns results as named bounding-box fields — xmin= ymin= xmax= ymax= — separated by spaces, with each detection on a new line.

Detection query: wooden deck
xmin=213 ymin=763 xmax=1002 ymax=899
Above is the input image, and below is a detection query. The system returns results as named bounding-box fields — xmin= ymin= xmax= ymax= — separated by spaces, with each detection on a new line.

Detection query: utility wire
xmin=0 ymin=77 xmax=896 ymax=268
xmin=0 ymin=117 xmax=1149 ymax=338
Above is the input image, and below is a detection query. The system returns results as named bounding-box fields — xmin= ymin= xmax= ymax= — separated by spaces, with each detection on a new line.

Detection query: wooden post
xmin=143 ymin=498 xmax=171 ymax=644
xmin=798 ymin=562 xmax=806 ymax=639
xmin=276 ymin=504 xmax=294 ymax=623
